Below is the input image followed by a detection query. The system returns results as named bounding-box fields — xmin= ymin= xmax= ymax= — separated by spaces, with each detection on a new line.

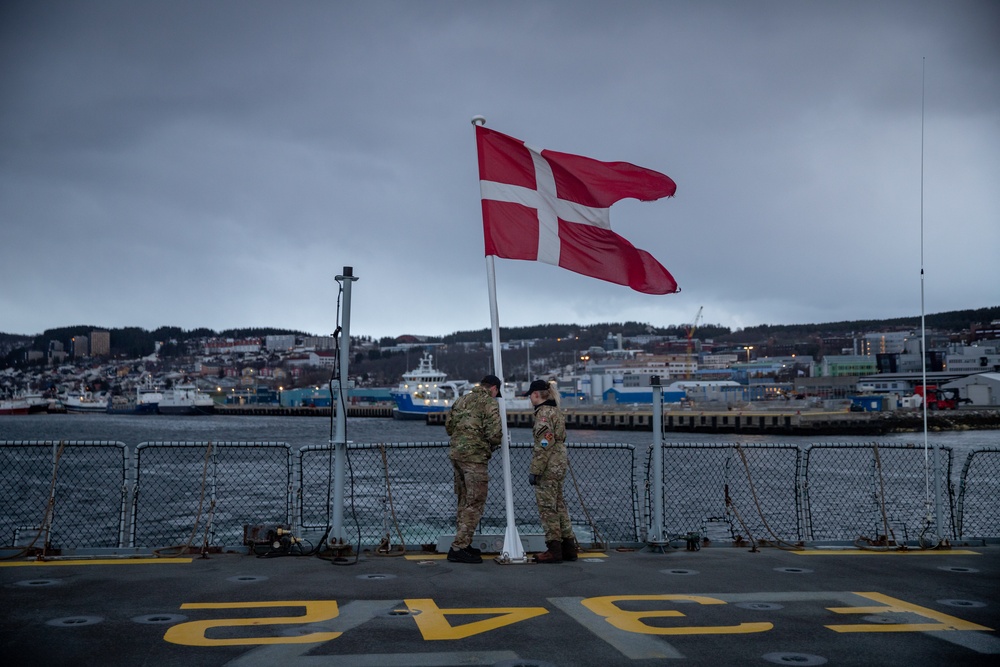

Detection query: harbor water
xmin=2 ymin=412 xmax=998 ymax=450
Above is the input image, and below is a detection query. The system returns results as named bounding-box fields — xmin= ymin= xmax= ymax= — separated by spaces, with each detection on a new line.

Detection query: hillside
xmin=2 ymin=306 xmax=997 ymax=369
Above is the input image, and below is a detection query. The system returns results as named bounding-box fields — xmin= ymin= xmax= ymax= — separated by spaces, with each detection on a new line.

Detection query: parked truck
xmin=913 ymin=385 xmax=969 ymax=410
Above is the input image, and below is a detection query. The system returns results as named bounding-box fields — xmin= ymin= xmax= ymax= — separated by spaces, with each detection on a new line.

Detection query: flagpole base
xmin=494 ymin=553 xmax=532 ymax=565
xmin=501 ymin=524 xmax=526 ymax=561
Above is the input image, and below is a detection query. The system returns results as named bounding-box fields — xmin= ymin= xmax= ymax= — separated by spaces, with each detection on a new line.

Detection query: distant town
xmin=1 ymin=306 xmax=999 ymax=411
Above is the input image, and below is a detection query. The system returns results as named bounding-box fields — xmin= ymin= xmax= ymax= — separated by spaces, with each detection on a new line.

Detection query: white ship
xmin=390 ymin=353 xmax=469 ymax=419
xmin=107 ymin=378 xmax=164 ymax=415
xmin=391 ymin=352 xmax=533 ymax=418
xmin=157 ymin=384 xmax=215 ymax=415
xmin=62 ymin=391 xmax=109 ymax=413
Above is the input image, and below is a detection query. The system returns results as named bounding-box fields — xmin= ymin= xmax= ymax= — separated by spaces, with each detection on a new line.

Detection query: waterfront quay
xmin=214 ymin=404 xmax=394 ymax=418
xmin=432 ymin=406 xmax=1000 ymax=435
xmin=211 ymin=403 xmax=1000 ymax=435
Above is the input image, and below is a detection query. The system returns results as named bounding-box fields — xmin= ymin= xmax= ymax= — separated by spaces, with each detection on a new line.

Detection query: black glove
xmin=528 ymin=473 xmax=539 ymax=486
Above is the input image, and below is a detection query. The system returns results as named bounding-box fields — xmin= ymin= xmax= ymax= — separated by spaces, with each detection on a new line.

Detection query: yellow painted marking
xmin=582 ymin=595 xmax=773 ymax=635
xmin=405 ymin=598 xmax=548 ymax=640
xmin=792 ymin=550 xmax=980 ymax=556
xmin=403 ymin=552 xmax=607 ymax=561
xmin=826 ymin=592 xmax=993 ymax=633
xmin=0 ymin=557 xmax=192 ymax=567
xmin=163 ymin=601 xmax=341 ymax=646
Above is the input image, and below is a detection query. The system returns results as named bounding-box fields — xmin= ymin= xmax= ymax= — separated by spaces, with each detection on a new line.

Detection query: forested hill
xmin=439 ymin=306 xmax=1000 ymax=347
xmin=713 ymin=306 xmax=1000 ymax=345
xmin=1 ymin=306 xmax=997 ymax=361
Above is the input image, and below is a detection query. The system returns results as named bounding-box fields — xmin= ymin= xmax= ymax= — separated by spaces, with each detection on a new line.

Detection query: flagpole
xmin=485 ymin=256 xmax=526 ymax=562
xmin=475 ymin=114 xmax=526 ymax=562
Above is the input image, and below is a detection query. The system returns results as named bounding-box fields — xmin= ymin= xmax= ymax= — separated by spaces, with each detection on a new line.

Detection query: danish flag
xmin=476 ymin=125 xmax=679 ymax=295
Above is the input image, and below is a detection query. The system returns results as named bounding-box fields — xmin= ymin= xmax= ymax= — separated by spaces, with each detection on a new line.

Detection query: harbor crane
xmin=685 ymin=306 xmax=703 ymax=379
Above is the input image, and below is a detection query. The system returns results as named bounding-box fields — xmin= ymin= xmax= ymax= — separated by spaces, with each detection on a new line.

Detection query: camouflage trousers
xmin=451 ymin=459 xmax=489 ymax=550
xmin=534 ymin=475 xmax=574 ymax=543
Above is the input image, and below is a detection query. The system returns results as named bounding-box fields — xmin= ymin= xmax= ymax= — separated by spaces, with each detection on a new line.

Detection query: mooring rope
xmin=154 ymin=440 xmax=213 ymax=558
xmin=854 ymin=442 xmax=905 ymax=551
xmin=373 ymin=443 xmax=407 ymax=556
xmin=568 ymin=455 xmax=607 ymax=554
xmin=734 ymin=444 xmax=803 ymax=550
xmin=1 ymin=440 xmax=68 ymax=561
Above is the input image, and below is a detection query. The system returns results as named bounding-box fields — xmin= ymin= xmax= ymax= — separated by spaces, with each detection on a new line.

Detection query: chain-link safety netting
xmin=299 ymin=441 xmax=639 ymax=549
xmin=804 ymin=443 xmax=954 ymax=544
xmin=956 ymin=447 xmax=1000 ymax=540
xmin=2 ymin=440 xmax=997 ymax=551
xmin=644 ymin=443 xmax=803 ymax=546
xmin=0 ymin=441 xmax=127 ymax=549
xmin=131 ymin=441 xmax=292 ymax=549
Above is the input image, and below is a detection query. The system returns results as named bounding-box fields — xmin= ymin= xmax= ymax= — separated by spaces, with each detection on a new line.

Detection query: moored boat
xmin=62 ymin=391 xmax=109 ymax=413
xmin=23 ymin=392 xmax=52 ymax=413
xmin=107 ymin=378 xmax=163 ymax=415
xmin=157 ymin=384 xmax=215 ymax=415
xmin=0 ymin=398 xmax=30 ymax=416
xmin=391 ymin=353 xmax=470 ymax=419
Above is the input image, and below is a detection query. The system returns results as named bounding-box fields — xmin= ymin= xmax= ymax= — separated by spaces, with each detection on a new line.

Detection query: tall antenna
xmin=920 ymin=58 xmax=928 ymax=476
xmin=919 ymin=57 xmax=944 ymax=545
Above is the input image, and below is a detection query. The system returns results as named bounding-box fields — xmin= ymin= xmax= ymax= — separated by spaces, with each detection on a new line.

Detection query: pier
xmin=428 ymin=407 xmax=1000 ymax=435
xmin=214 ymin=404 xmax=394 ymax=418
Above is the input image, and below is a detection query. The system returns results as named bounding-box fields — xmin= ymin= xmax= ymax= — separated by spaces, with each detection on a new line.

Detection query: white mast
xmin=475 ymin=115 xmax=527 ymax=562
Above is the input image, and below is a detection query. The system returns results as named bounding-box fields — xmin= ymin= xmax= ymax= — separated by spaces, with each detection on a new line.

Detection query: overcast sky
xmin=1 ymin=1 xmax=997 ymax=342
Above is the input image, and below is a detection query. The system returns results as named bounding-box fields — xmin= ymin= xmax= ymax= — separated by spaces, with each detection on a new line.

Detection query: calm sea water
xmin=0 ymin=412 xmax=997 ymax=451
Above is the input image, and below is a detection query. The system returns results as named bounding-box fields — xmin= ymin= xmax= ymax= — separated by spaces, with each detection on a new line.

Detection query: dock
xmin=214 ymin=404 xmax=395 ymax=418
xmin=428 ymin=407 xmax=1000 ymax=435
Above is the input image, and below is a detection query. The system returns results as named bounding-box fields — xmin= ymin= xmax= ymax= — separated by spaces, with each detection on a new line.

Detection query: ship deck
xmin=2 ymin=543 xmax=998 ymax=666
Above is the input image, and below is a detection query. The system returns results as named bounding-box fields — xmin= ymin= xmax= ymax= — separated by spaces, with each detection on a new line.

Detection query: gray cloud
xmin=1 ymin=0 xmax=997 ymax=339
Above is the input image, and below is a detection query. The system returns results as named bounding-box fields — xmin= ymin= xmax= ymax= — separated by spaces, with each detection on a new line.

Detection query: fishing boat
xmin=62 ymin=391 xmax=109 ymax=413
xmin=107 ymin=378 xmax=164 ymax=415
xmin=22 ymin=391 xmax=52 ymax=413
xmin=157 ymin=383 xmax=215 ymax=415
xmin=0 ymin=397 xmax=30 ymax=415
xmin=391 ymin=353 xmax=470 ymax=419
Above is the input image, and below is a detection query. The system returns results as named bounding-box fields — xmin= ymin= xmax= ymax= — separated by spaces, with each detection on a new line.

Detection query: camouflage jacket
xmin=445 ymin=385 xmax=502 ymax=464
xmin=529 ymin=401 xmax=567 ymax=477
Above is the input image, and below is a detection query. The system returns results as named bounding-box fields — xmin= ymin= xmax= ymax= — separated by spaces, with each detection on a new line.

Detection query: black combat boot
xmin=447 ymin=546 xmax=483 ymax=564
xmin=535 ymin=540 xmax=563 ymax=563
xmin=561 ymin=537 xmax=578 ymax=561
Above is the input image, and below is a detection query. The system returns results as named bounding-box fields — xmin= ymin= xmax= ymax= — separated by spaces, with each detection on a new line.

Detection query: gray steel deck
xmin=2 ymin=544 xmax=998 ymax=666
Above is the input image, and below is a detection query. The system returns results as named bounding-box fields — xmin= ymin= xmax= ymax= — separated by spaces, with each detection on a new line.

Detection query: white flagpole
xmin=485 ymin=256 xmax=525 ymax=562
xmin=475 ymin=115 xmax=526 ymax=562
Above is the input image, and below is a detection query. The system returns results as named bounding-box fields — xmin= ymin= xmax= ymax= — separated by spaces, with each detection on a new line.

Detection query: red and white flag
xmin=476 ymin=125 xmax=679 ymax=295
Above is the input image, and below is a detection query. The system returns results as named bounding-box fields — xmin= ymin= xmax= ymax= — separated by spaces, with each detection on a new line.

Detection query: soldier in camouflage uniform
xmin=525 ymin=379 xmax=577 ymax=563
xmin=444 ymin=374 xmax=503 ymax=564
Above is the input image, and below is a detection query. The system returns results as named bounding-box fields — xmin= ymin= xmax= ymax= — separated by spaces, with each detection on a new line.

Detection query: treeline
xmin=439 ymin=321 xmax=732 ymax=347
xmin=3 ymin=306 xmax=996 ymax=367
xmin=717 ymin=306 xmax=1000 ymax=344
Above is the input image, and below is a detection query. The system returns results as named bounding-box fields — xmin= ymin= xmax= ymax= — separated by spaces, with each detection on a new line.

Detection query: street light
xmin=743 ymin=346 xmax=754 ymax=403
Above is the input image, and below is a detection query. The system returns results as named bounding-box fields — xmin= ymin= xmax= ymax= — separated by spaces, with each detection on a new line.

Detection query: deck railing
xmin=1 ymin=440 xmax=997 ymax=552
